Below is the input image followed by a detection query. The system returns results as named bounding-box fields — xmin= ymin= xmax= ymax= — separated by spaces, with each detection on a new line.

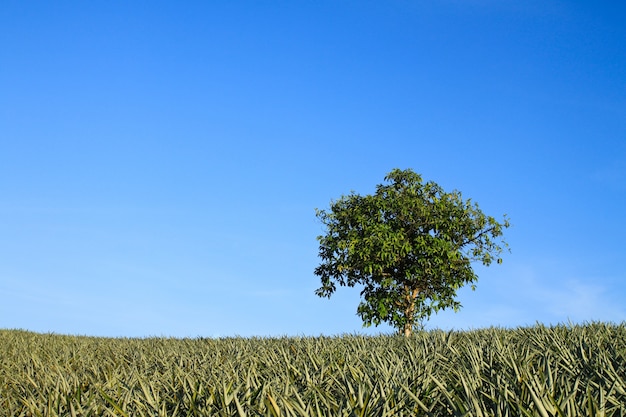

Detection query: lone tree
xmin=314 ymin=168 xmax=510 ymax=336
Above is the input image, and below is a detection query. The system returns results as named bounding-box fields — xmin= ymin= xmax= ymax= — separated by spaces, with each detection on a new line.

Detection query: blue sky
xmin=1 ymin=1 xmax=625 ymax=337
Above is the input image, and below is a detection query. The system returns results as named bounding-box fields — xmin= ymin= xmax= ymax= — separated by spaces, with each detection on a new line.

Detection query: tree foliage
xmin=314 ymin=168 xmax=510 ymax=336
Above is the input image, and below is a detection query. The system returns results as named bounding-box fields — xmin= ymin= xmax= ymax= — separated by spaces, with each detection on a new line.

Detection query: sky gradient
xmin=1 ymin=1 xmax=625 ymax=337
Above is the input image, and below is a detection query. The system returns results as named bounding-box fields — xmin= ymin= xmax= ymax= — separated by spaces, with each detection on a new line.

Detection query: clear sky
xmin=1 ymin=1 xmax=625 ymax=338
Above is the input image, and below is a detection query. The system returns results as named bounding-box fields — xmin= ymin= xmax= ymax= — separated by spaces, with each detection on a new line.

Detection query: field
xmin=1 ymin=323 xmax=625 ymax=416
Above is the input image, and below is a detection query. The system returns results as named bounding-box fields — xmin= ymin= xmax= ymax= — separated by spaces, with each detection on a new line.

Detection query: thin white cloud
xmin=428 ymin=261 xmax=625 ymax=330
xmin=492 ymin=263 xmax=625 ymax=324
xmin=530 ymin=277 xmax=624 ymax=323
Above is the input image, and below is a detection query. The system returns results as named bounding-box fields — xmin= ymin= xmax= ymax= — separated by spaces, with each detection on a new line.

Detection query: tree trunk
xmin=403 ymin=322 xmax=412 ymax=337
xmin=402 ymin=286 xmax=420 ymax=337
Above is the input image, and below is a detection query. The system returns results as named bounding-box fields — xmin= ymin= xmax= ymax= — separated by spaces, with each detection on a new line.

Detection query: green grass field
xmin=1 ymin=322 xmax=624 ymax=416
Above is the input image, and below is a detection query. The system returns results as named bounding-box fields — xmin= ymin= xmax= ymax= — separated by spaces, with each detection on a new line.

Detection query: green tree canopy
xmin=314 ymin=169 xmax=510 ymax=336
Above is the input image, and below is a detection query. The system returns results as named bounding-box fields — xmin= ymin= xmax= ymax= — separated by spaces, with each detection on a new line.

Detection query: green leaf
xmin=314 ymin=168 xmax=510 ymax=335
